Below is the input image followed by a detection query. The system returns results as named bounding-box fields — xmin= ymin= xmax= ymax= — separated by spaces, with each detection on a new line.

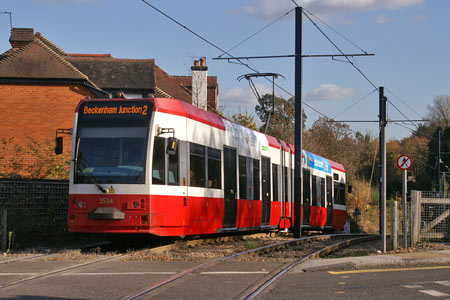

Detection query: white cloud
xmin=376 ymin=13 xmax=389 ymax=24
xmin=219 ymin=83 xmax=272 ymax=112
xmin=242 ymin=0 xmax=424 ymax=20
xmin=305 ymin=83 xmax=356 ymax=101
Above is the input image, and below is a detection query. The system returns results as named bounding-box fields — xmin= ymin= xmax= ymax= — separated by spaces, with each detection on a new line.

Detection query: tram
xmin=58 ymin=97 xmax=347 ymax=237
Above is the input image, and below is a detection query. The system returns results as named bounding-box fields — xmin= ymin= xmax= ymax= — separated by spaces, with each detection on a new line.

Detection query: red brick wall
xmin=0 ymin=83 xmax=98 ymax=176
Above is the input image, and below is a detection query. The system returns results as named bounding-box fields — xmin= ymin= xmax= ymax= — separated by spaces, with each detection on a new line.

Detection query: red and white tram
xmin=64 ymin=97 xmax=347 ymax=237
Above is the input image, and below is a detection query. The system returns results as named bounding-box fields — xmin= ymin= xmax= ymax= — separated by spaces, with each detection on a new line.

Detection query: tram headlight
xmin=133 ymin=201 xmax=139 ymax=209
xmin=76 ymin=201 xmax=83 ymax=209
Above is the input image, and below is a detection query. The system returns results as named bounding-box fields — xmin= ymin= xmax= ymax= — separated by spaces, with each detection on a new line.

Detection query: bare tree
xmin=426 ymin=95 xmax=450 ymax=128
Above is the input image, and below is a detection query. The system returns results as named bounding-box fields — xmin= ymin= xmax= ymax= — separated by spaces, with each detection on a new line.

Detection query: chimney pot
xmin=194 ymin=60 xmax=199 ymax=67
xmin=200 ymin=58 xmax=206 ymax=67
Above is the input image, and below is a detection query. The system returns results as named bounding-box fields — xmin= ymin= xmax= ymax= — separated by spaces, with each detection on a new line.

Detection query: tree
xmin=230 ymin=110 xmax=257 ymax=130
xmin=426 ymin=95 xmax=450 ymax=129
xmin=255 ymin=94 xmax=306 ymax=145
xmin=415 ymin=95 xmax=450 ymax=138
xmin=303 ymin=117 xmax=359 ymax=180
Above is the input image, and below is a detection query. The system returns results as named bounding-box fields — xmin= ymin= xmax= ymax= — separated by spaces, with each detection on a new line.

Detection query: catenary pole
xmin=379 ymin=86 xmax=387 ymax=253
xmin=293 ymin=6 xmax=303 ymax=238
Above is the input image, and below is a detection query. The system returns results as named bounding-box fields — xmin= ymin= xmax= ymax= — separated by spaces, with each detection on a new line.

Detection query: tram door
xmin=326 ymin=176 xmax=333 ymax=226
xmin=223 ymin=146 xmax=237 ymax=229
xmin=302 ymin=168 xmax=311 ymax=225
xmin=261 ymin=156 xmax=271 ymax=226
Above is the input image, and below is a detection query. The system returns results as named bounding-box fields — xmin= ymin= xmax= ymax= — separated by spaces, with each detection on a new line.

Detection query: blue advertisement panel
xmin=303 ymin=151 xmax=331 ymax=174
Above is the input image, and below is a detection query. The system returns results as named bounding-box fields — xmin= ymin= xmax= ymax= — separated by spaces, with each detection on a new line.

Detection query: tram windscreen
xmin=74 ymin=100 xmax=152 ymax=184
xmin=74 ymin=127 xmax=148 ymax=184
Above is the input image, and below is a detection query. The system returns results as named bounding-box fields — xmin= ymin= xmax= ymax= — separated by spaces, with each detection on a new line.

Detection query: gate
xmin=411 ymin=190 xmax=450 ymax=244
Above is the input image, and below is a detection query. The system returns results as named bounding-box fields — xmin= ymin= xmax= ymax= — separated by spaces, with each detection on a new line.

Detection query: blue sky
xmin=1 ymin=0 xmax=449 ymax=140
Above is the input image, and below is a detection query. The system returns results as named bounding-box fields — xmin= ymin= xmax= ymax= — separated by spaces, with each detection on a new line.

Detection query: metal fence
xmin=411 ymin=190 xmax=450 ymax=244
xmin=0 ymin=178 xmax=69 ymax=247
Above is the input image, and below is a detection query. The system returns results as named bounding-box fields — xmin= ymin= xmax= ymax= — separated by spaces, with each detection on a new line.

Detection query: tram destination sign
xmin=78 ymin=100 xmax=153 ymax=125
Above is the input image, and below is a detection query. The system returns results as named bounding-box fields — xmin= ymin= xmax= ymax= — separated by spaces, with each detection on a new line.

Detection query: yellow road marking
xmin=329 ymin=265 xmax=450 ymax=275
xmin=334 ymin=291 xmax=346 ymax=294
xmin=338 ymin=282 xmax=346 ymax=285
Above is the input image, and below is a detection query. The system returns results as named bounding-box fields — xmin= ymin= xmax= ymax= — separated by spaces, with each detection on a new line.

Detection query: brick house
xmin=0 ymin=28 xmax=218 ymax=177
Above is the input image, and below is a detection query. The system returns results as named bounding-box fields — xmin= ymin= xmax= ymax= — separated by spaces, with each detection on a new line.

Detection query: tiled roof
xmin=66 ymin=56 xmax=156 ymax=90
xmin=0 ymin=39 xmax=88 ymax=80
xmin=0 ymin=28 xmax=219 ymax=110
xmin=154 ymin=65 xmax=191 ymax=102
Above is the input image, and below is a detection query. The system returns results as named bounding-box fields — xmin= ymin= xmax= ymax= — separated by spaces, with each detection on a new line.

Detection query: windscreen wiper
xmin=74 ymin=142 xmax=107 ymax=194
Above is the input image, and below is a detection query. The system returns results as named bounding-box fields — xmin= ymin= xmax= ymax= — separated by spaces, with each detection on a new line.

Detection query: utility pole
xmin=293 ymin=6 xmax=303 ymax=238
xmin=214 ymin=5 xmax=374 ymax=239
xmin=379 ymin=86 xmax=387 ymax=253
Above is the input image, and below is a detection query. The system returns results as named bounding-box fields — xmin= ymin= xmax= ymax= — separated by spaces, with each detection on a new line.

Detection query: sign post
xmin=397 ymin=154 xmax=412 ymax=248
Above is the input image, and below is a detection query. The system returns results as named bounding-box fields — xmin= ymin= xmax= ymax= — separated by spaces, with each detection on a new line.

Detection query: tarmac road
xmin=1 ymin=249 xmax=450 ymax=299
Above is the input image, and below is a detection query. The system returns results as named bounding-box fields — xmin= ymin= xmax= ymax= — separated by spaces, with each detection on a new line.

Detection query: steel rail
xmin=0 ymin=253 xmax=127 ymax=290
xmin=121 ymin=234 xmax=368 ymax=300
xmin=242 ymin=235 xmax=380 ymax=300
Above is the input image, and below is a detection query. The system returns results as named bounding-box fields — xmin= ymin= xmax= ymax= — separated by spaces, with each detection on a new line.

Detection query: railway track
xmin=121 ymin=233 xmax=379 ymax=300
xmin=0 ymin=232 xmax=281 ymax=291
xmin=0 ymin=233 xmax=379 ymax=299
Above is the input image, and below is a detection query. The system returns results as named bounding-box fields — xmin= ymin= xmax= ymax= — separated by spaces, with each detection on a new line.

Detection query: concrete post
xmin=391 ymin=201 xmax=398 ymax=250
xmin=411 ymin=190 xmax=421 ymax=245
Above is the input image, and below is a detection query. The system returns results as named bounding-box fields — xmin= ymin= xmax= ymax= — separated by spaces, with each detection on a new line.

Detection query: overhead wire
xmin=301 ymin=8 xmax=368 ymax=55
xmin=217 ymin=8 xmax=295 ymax=58
xmin=141 ymin=0 xmax=425 ymax=141
xmin=332 ymin=89 xmax=377 ymax=119
xmin=140 ymin=0 xmax=331 ymax=119
xmin=302 ymin=8 xmax=379 ymax=91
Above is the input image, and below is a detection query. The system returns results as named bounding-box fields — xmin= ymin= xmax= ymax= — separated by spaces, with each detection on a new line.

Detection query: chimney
xmin=191 ymin=57 xmax=208 ymax=110
xmin=9 ymin=28 xmax=35 ymax=49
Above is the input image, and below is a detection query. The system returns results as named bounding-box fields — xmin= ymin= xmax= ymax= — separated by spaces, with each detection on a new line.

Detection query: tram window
xmin=168 ymin=141 xmax=179 ymax=185
xmin=207 ymin=147 xmax=221 ymax=189
xmin=312 ymin=175 xmax=318 ymax=206
xmin=283 ymin=166 xmax=288 ymax=203
xmin=339 ymin=183 xmax=346 ymax=205
xmin=152 ymin=136 xmax=165 ymax=185
xmin=303 ymin=168 xmax=311 ymax=205
xmin=326 ymin=176 xmax=332 ymax=208
xmin=239 ymin=156 xmax=247 ymax=199
xmin=272 ymin=164 xmax=279 ymax=202
xmin=253 ymin=159 xmax=260 ymax=200
xmin=334 ymin=181 xmax=346 ymax=205
xmin=190 ymin=143 xmax=205 ymax=187
xmin=333 ymin=182 xmax=339 ymax=205
xmin=320 ymin=177 xmax=325 ymax=207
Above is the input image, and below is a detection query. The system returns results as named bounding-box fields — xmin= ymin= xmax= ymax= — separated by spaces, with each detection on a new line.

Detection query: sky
xmin=1 ymin=0 xmax=449 ymax=141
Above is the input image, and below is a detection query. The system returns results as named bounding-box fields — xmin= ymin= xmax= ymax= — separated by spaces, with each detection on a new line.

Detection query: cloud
xmin=375 ymin=13 xmax=389 ymax=24
xmin=305 ymin=83 xmax=356 ymax=101
xmin=219 ymin=83 xmax=272 ymax=112
xmin=242 ymin=0 xmax=424 ymax=20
